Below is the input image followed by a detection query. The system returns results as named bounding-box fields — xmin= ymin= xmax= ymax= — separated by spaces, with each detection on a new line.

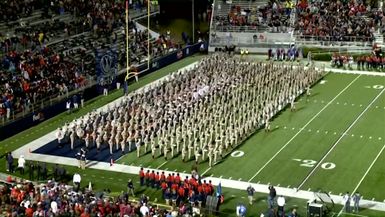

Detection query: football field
xmin=1 ymin=55 xmax=385 ymax=216
xmin=117 ymin=72 xmax=385 ymax=202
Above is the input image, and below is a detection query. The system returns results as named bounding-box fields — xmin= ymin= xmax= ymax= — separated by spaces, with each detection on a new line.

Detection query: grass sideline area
xmin=1 ymin=55 xmax=385 ymax=216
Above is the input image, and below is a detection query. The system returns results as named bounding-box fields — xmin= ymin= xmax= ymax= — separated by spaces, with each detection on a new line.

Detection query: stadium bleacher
xmin=0 ymin=0 xmax=173 ymax=123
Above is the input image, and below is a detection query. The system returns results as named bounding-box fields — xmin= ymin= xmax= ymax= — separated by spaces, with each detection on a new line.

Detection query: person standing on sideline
xmin=139 ymin=167 xmax=145 ymax=186
xmin=36 ymin=162 xmax=41 ymax=180
xmin=17 ymin=155 xmax=26 ymax=175
xmin=127 ymin=179 xmax=135 ymax=197
xmin=236 ymin=203 xmax=247 ymax=217
xmin=247 ymin=185 xmax=255 ymax=205
xmin=268 ymin=185 xmax=276 ymax=208
xmin=80 ymin=148 xmax=86 ymax=170
xmin=352 ymin=192 xmax=361 ymax=213
xmin=6 ymin=152 xmax=14 ymax=173
xmin=343 ymin=192 xmax=351 ymax=213
xmin=76 ymin=151 xmax=81 ymax=168
xmin=277 ymin=195 xmax=286 ymax=217
xmin=28 ymin=162 xmax=34 ymax=180
xmin=73 ymin=173 xmax=81 ymax=192
xmin=66 ymin=99 xmax=71 ymax=114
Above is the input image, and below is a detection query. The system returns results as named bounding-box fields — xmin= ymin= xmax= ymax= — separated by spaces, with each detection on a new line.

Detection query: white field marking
xmin=210 ymin=174 xmax=214 ymax=177
xmin=307 ymin=188 xmax=311 ymax=191
xmin=339 ymin=193 xmax=342 ymax=196
xmin=231 ymin=195 xmax=236 ymax=197
xmin=238 ymin=178 xmax=242 ymax=181
xmin=337 ymin=142 xmax=385 ymax=217
xmin=320 ymin=80 xmax=327 ymax=84
xmin=247 ymin=75 xmax=362 ymax=182
xmin=148 ymin=165 xmax=152 ymax=168
xmin=337 ymin=102 xmax=340 ymax=105
xmin=317 ymin=130 xmax=320 ymax=133
xmin=344 ymin=102 xmax=347 ymax=105
xmin=379 ymin=137 xmax=382 ymax=140
xmin=219 ymin=176 xmax=223 ymax=179
xmin=229 ymin=177 xmax=232 ymax=180
xmin=299 ymin=87 xmax=385 ymax=190
xmin=276 ymin=184 xmax=280 ymax=187
xmin=369 ymin=136 xmax=372 ymax=139
xmin=241 ymin=196 xmax=245 ymax=199
xmin=293 ymin=159 xmax=302 ymax=162
xmin=334 ymin=132 xmax=337 ymax=135
xmin=182 ymin=170 xmax=186 ymax=173
xmin=284 ymin=126 xmax=287 ymax=129
xmin=287 ymin=185 xmax=291 ymax=188
xmin=201 ymin=167 xmax=212 ymax=176
xmin=174 ymin=169 xmax=177 ymax=172
xmin=325 ymin=131 xmax=328 ymax=134
xmin=339 ymin=212 xmax=369 ymax=217
xmin=314 ymin=100 xmax=317 ymax=103
xmin=372 ymin=198 xmax=375 ymax=201
xmin=321 ymin=101 xmax=324 ymax=103
xmin=360 ymin=104 xmax=363 ymax=107
xmin=164 ymin=168 xmax=168 ymax=170
xmin=308 ymin=129 xmax=312 ymax=132
xmin=360 ymin=135 xmax=363 ymax=138
xmin=156 ymin=161 xmax=168 ymax=169
xmin=329 ymin=191 xmax=332 ymax=195
xmin=257 ymin=181 xmax=260 ymax=184
xmin=376 ymin=106 xmax=379 ymax=109
xmin=292 ymin=127 xmax=295 ymax=130
xmin=352 ymin=104 xmax=355 ymax=106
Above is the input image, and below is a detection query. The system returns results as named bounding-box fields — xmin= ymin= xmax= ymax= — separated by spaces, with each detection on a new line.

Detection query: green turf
xmin=1 ymin=56 xmax=385 ymax=216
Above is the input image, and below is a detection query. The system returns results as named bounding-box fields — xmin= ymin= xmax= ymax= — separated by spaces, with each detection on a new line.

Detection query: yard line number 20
xmin=294 ymin=159 xmax=336 ymax=170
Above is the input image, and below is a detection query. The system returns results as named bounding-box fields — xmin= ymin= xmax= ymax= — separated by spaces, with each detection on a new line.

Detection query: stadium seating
xmin=0 ymin=0 xmax=171 ymax=122
xmin=212 ymin=0 xmax=293 ymax=33
xmin=294 ymin=0 xmax=378 ymax=42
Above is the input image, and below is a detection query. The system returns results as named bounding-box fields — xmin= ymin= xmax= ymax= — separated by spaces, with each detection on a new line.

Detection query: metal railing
xmin=210 ymin=35 xmax=295 ymax=47
xmin=294 ymin=35 xmax=374 ymax=47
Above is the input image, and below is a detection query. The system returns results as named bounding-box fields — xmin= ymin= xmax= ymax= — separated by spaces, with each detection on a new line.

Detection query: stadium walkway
xmin=13 ymin=61 xmax=385 ymax=212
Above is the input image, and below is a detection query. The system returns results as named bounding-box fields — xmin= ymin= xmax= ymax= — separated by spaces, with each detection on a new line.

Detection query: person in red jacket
xmin=149 ymin=170 xmax=155 ymax=188
xmin=154 ymin=172 xmax=160 ymax=189
xmin=139 ymin=168 xmax=144 ymax=186
xmin=175 ymin=173 xmax=181 ymax=184
xmin=145 ymin=170 xmax=150 ymax=186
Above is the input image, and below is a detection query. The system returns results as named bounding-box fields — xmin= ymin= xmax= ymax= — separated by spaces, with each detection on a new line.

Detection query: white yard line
xmin=325 ymin=67 xmax=385 ymax=77
xmin=156 ymin=161 xmax=168 ymax=169
xmin=337 ymin=143 xmax=385 ymax=216
xmin=297 ymin=87 xmax=385 ymax=190
xmin=201 ymin=167 xmax=212 ymax=176
xmin=247 ymin=75 xmax=362 ymax=182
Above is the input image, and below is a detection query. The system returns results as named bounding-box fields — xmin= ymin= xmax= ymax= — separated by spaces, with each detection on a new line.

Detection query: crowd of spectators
xmin=0 ymin=175 xmax=180 ymax=217
xmin=0 ymin=0 xmax=171 ymax=122
xmin=295 ymin=0 xmax=380 ymax=42
xmin=214 ymin=0 xmax=294 ymax=32
xmin=0 ymin=46 xmax=87 ymax=119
